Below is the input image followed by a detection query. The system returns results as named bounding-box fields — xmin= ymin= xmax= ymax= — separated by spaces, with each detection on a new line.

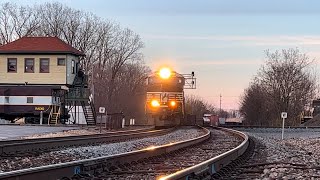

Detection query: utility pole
xmin=219 ymin=94 xmax=222 ymax=116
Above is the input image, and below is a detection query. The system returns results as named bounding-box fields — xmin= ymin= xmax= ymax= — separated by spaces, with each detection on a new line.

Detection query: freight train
xmin=145 ymin=67 xmax=196 ymax=127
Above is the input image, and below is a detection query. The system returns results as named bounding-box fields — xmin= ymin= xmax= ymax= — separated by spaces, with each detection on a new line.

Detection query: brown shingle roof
xmin=0 ymin=37 xmax=85 ymax=56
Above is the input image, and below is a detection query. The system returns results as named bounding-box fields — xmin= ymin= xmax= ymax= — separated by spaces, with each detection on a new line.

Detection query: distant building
xmin=0 ymin=37 xmax=95 ymax=125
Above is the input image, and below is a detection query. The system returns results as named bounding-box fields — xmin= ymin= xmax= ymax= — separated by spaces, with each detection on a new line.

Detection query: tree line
xmin=0 ymin=2 xmax=216 ymax=122
xmin=0 ymin=2 xmax=147 ymax=119
xmin=240 ymin=48 xmax=317 ymax=126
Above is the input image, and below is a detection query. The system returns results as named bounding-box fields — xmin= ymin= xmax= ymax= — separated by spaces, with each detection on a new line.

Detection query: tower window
xmin=57 ymin=58 xmax=66 ymax=66
xmin=25 ymin=58 xmax=34 ymax=73
xmin=40 ymin=58 xmax=50 ymax=73
xmin=71 ymin=60 xmax=75 ymax=74
xmin=7 ymin=58 xmax=17 ymax=73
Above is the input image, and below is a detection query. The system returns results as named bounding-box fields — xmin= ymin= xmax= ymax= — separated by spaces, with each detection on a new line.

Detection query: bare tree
xmin=240 ymin=81 xmax=271 ymax=126
xmin=241 ymin=48 xmax=317 ymax=126
xmin=0 ymin=3 xmax=39 ymax=44
xmin=185 ymin=95 xmax=216 ymax=118
xmin=0 ymin=2 xmax=148 ymax=121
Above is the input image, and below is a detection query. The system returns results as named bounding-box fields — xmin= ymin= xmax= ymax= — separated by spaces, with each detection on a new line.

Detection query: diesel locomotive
xmin=145 ymin=67 xmax=196 ymax=127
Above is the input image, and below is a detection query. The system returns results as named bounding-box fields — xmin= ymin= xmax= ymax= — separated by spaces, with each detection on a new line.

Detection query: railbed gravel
xmin=0 ymin=127 xmax=204 ymax=172
xmin=235 ymin=128 xmax=320 ymax=180
xmin=22 ymin=126 xmax=153 ymax=139
xmin=97 ymin=128 xmax=243 ymax=180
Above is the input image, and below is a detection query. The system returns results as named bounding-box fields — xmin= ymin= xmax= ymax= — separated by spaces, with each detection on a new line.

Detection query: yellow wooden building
xmin=0 ymin=37 xmax=95 ymax=125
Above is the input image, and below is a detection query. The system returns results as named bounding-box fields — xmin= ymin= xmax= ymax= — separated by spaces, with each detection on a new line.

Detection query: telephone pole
xmin=219 ymin=94 xmax=222 ymax=115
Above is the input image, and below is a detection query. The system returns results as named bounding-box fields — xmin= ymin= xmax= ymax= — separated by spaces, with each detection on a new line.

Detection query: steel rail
xmin=0 ymin=126 xmax=210 ymax=180
xmin=0 ymin=126 xmax=173 ymax=156
xmin=0 ymin=126 xmax=154 ymax=146
xmin=220 ymin=125 xmax=320 ymax=128
xmin=161 ymin=127 xmax=249 ymax=180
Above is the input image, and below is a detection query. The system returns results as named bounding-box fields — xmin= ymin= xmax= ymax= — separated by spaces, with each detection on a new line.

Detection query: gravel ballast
xmin=0 ymin=127 xmax=205 ymax=172
xmin=237 ymin=128 xmax=320 ymax=179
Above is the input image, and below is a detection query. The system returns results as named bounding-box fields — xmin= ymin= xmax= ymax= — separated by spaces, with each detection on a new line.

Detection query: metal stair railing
xmin=89 ymin=99 xmax=97 ymax=125
xmin=54 ymin=106 xmax=61 ymax=125
xmin=48 ymin=107 xmax=53 ymax=125
xmin=80 ymin=101 xmax=90 ymax=125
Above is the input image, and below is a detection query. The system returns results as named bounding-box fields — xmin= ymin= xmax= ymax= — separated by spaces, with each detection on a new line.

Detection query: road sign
xmin=281 ymin=112 xmax=287 ymax=119
xmin=99 ymin=107 xmax=105 ymax=114
xmin=281 ymin=112 xmax=287 ymax=140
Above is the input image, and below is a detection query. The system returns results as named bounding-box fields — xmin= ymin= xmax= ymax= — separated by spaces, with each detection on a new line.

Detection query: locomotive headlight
xmin=151 ymin=100 xmax=160 ymax=107
xmin=159 ymin=67 xmax=171 ymax=79
xmin=170 ymin=101 xmax=176 ymax=107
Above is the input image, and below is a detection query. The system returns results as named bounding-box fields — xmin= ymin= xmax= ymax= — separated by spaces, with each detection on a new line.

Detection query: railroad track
xmin=0 ymin=126 xmax=249 ymax=180
xmin=220 ymin=125 xmax=320 ymax=129
xmin=0 ymin=126 xmax=173 ymax=156
xmin=161 ymin=127 xmax=248 ymax=180
xmin=100 ymin=127 xmax=244 ymax=180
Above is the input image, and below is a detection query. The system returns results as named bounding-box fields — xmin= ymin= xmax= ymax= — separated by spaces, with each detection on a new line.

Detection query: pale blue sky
xmin=6 ymin=0 xmax=320 ymax=109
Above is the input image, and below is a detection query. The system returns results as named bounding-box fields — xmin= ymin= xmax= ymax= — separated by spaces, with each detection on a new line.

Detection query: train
xmin=145 ymin=67 xmax=196 ymax=127
xmin=0 ymin=85 xmax=69 ymax=124
xmin=203 ymin=114 xmax=219 ymax=126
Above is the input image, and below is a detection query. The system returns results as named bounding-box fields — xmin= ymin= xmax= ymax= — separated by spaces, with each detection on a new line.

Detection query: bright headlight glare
xmin=170 ymin=101 xmax=176 ymax=107
xmin=151 ymin=100 xmax=160 ymax=107
xmin=159 ymin=67 xmax=171 ymax=79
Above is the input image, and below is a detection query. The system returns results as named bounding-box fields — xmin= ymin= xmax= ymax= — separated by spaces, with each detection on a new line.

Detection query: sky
xmin=5 ymin=0 xmax=320 ymax=110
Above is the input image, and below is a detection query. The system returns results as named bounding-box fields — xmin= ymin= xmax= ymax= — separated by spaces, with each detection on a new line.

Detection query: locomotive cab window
xmin=27 ymin=97 xmax=33 ymax=103
xmin=4 ymin=96 xmax=9 ymax=103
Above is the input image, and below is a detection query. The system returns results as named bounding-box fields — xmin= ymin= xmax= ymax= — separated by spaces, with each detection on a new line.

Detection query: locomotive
xmin=145 ymin=67 xmax=196 ymax=127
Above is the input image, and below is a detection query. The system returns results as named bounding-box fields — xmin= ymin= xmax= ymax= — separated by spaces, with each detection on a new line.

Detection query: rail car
xmin=0 ymin=86 xmax=70 ymax=124
xmin=203 ymin=114 xmax=219 ymax=127
xmin=145 ymin=67 xmax=196 ymax=127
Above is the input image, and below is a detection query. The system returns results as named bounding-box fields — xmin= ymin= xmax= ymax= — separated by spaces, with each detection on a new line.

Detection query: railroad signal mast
xmin=182 ymin=71 xmax=196 ymax=89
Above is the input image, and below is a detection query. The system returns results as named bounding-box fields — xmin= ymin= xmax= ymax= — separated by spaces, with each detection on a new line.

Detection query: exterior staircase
xmin=66 ymin=71 xmax=96 ymax=125
xmin=81 ymin=100 xmax=96 ymax=126
xmin=48 ymin=106 xmax=60 ymax=125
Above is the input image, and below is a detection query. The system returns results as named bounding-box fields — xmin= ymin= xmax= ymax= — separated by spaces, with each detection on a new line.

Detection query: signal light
xmin=159 ymin=67 xmax=171 ymax=79
xmin=151 ymin=100 xmax=160 ymax=107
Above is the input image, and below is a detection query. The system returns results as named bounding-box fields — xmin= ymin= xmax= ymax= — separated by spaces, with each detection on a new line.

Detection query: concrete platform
xmin=0 ymin=125 xmax=79 ymax=140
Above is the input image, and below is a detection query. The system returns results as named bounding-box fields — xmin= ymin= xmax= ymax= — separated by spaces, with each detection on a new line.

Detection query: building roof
xmin=0 ymin=37 xmax=85 ymax=56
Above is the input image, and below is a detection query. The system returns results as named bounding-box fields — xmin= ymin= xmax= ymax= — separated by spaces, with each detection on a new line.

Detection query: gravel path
xmin=0 ymin=127 xmax=205 ymax=172
xmin=234 ymin=128 xmax=320 ymax=179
